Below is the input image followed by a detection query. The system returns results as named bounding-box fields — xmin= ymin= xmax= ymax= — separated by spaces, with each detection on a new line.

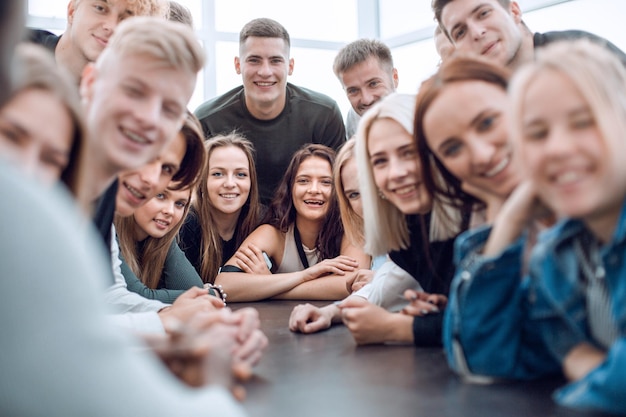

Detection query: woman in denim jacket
xmin=444 ymin=40 xmax=626 ymax=415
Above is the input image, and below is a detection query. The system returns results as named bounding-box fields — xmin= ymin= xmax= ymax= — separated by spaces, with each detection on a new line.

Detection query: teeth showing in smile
xmin=485 ymin=157 xmax=509 ymax=178
xmin=555 ymin=171 xmax=583 ymax=185
xmin=304 ymin=200 xmax=324 ymax=205
xmin=154 ymin=219 xmax=169 ymax=227
xmin=123 ymin=128 xmax=149 ymax=145
xmin=256 ymin=82 xmax=275 ymax=87
xmin=125 ymin=184 xmax=145 ymax=199
xmin=395 ymin=185 xmax=416 ymax=196
xmin=221 ymin=194 xmax=238 ymax=199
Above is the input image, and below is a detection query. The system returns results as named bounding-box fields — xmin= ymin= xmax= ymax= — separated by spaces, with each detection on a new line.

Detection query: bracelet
xmin=206 ymin=283 xmax=227 ymax=305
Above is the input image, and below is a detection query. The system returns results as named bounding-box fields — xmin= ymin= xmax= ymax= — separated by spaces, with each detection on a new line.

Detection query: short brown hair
xmin=167 ymin=0 xmax=192 ymax=26
xmin=239 ymin=18 xmax=290 ymax=51
xmin=432 ymin=0 xmax=510 ymax=26
xmin=333 ymin=39 xmax=394 ymax=78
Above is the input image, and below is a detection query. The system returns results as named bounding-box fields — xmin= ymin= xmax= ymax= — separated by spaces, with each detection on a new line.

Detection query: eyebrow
xmin=450 ymin=3 xmax=489 ymax=35
xmin=0 ymin=115 xmax=28 ymax=137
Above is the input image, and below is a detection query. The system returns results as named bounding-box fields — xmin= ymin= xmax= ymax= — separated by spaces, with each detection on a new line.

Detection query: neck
xmin=584 ymin=208 xmax=622 ymax=245
xmin=508 ymin=26 xmax=535 ymax=71
xmin=214 ymin=209 xmax=241 ymax=241
xmin=133 ymin=222 xmax=149 ymax=242
xmin=244 ymin=93 xmax=286 ymax=120
xmin=55 ymin=33 xmax=89 ymax=85
xmin=295 ymin=216 xmax=321 ymax=249
xmin=83 ymin=147 xmax=117 ymax=201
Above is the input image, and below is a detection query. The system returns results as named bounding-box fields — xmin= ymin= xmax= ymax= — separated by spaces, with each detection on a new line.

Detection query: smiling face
xmin=441 ymin=0 xmax=524 ymax=68
xmin=519 ymin=69 xmax=625 ymax=230
xmin=367 ymin=118 xmax=431 ymax=215
xmin=292 ymin=156 xmax=333 ymax=223
xmin=67 ymin=0 xmax=136 ymax=65
xmin=206 ymin=145 xmax=251 ymax=216
xmin=133 ymin=185 xmax=191 ymax=241
xmin=340 ymin=157 xmax=363 ymax=218
xmin=423 ymin=80 xmax=518 ymax=200
xmin=0 ymin=88 xmax=74 ymax=186
xmin=235 ymin=36 xmax=294 ymax=119
xmin=340 ymin=56 xmax=398 ymax=117
xmin=115 ymin=131 xmax=186 ymax=217
xmin=81 ymin=53 xmax=194 ymax=182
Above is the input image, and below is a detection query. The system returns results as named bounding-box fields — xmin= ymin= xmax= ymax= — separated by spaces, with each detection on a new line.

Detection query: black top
xmin=389 ymin=214 xmax=456 ymax=347
xmin=26 ymin=28 xmax=60 ymax=53
xmin=195 ymin=83 xmax=346 ymax=205
xmin=533 ymin=30 xmax=626 ymax=66
xmin=178 ymin=208 xmax=240 ymax=276
xmin=92 ymin=180 xmax=118 ymax=284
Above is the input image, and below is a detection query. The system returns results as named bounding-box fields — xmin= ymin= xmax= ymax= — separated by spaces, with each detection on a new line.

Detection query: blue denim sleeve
xmin=554 ymin=338 xmax=626 ymax=414
xmin=444 ymin=226 xmax=558 ymax=380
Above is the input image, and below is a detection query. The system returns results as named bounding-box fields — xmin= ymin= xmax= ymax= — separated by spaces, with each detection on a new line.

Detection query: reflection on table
xmin=233 ymin=300 xmax=611 ymax=417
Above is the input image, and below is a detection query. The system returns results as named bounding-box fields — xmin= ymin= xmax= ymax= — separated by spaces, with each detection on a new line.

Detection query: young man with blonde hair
xmin=28 ymin=0 xmax=169 ymax=82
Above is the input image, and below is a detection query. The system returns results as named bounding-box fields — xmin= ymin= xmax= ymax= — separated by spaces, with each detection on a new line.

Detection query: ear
xmin=288 ymin=58 xmax=294 ymax=76
xmin=392 ymin=68 xmax=399 ymax=89
xmin=234 ymin=56 xmax=241 ymax=74
xmin=66 ymin=0 xmax=76 ymax=25
xmin=79 ymin=63 xmax=96 ymax=104
xmin=509 ymin=1 xmax=523 ymax=24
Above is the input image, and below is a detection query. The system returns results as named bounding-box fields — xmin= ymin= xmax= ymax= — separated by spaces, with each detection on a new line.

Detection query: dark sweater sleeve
xmin=412 ymin=313 xmax=444 ymax=347
xmin=160 ymin=241 xmax=204 ymax=291
xmin=121 ymin=242 xmax=203 ymax=304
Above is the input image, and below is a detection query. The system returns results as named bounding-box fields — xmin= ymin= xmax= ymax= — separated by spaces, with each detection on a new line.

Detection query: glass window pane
xmin=28 ymin=0 xmax=66 ymax=19
xmin=214 ymin=0 xmax=358 ymax=43
xmin=380 ymin=1 xmax=435 ymax=40
xmin=392 ymin=39 xmax=441 ymax=97
xmin=522 ymin=0 xmax=626 ymax=52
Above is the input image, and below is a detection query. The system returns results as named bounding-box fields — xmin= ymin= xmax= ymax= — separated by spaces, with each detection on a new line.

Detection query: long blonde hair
xmin=193 ymin=133 xmax=261 ymax=283
xmin=334 ymin=138 xmax=364 ymax=247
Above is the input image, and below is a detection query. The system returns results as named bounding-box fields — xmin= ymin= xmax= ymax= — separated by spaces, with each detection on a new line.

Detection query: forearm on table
xmin=214 ymin=271 xmax=305 ymax=302
xmin=273 ymin=275 xmax=350 ymax=301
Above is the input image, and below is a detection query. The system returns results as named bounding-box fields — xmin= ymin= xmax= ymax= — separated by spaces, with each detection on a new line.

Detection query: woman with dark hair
xmin=214 ymin=143 xmax=369 ymax=302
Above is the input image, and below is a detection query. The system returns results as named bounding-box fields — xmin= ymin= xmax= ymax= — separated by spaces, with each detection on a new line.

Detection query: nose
xmin=468 ymin=21 xmax=486 ymax=41
xmin=135 ymin=97 xmax=160 ymax=129
xmin=543 ymin=127 xmax=574 ymax=158
xmin=139 ymin=160 xmax=161 ymax=191
xmin=101 ymin=12 xmax=119 ymax=34
xmin=257 ymin=60 xmax=272 ymax=77
xmin=361 ymin=89 xmax=376 ymax=107
xmin=470 ymin=139 xmax=496 ymax=171
xmin=388 ymin=157 xmax=410 ymax=180
xmin=20 ymin=145 xmax=40 ymax=181
xmin=308 ymin=179 xmax=321 ymax=194
xmin=223 ymin=173 xmax=236 ymax=188
xmin=161 ymin=200 xmax=174 ymax=216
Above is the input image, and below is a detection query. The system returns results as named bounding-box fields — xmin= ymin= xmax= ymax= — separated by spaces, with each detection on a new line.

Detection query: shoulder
xmin=247 ymin=224 xmax=285 ymax=242
xmin=194 ymin=86 xmax=245 ymax=120
xmin=25 ymin=28 xmax=60 ymax=52
xmin=534 ymin=30 xmax=626 ymax=63
xmin=287 ymin=83 xmax=341 ymax=112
